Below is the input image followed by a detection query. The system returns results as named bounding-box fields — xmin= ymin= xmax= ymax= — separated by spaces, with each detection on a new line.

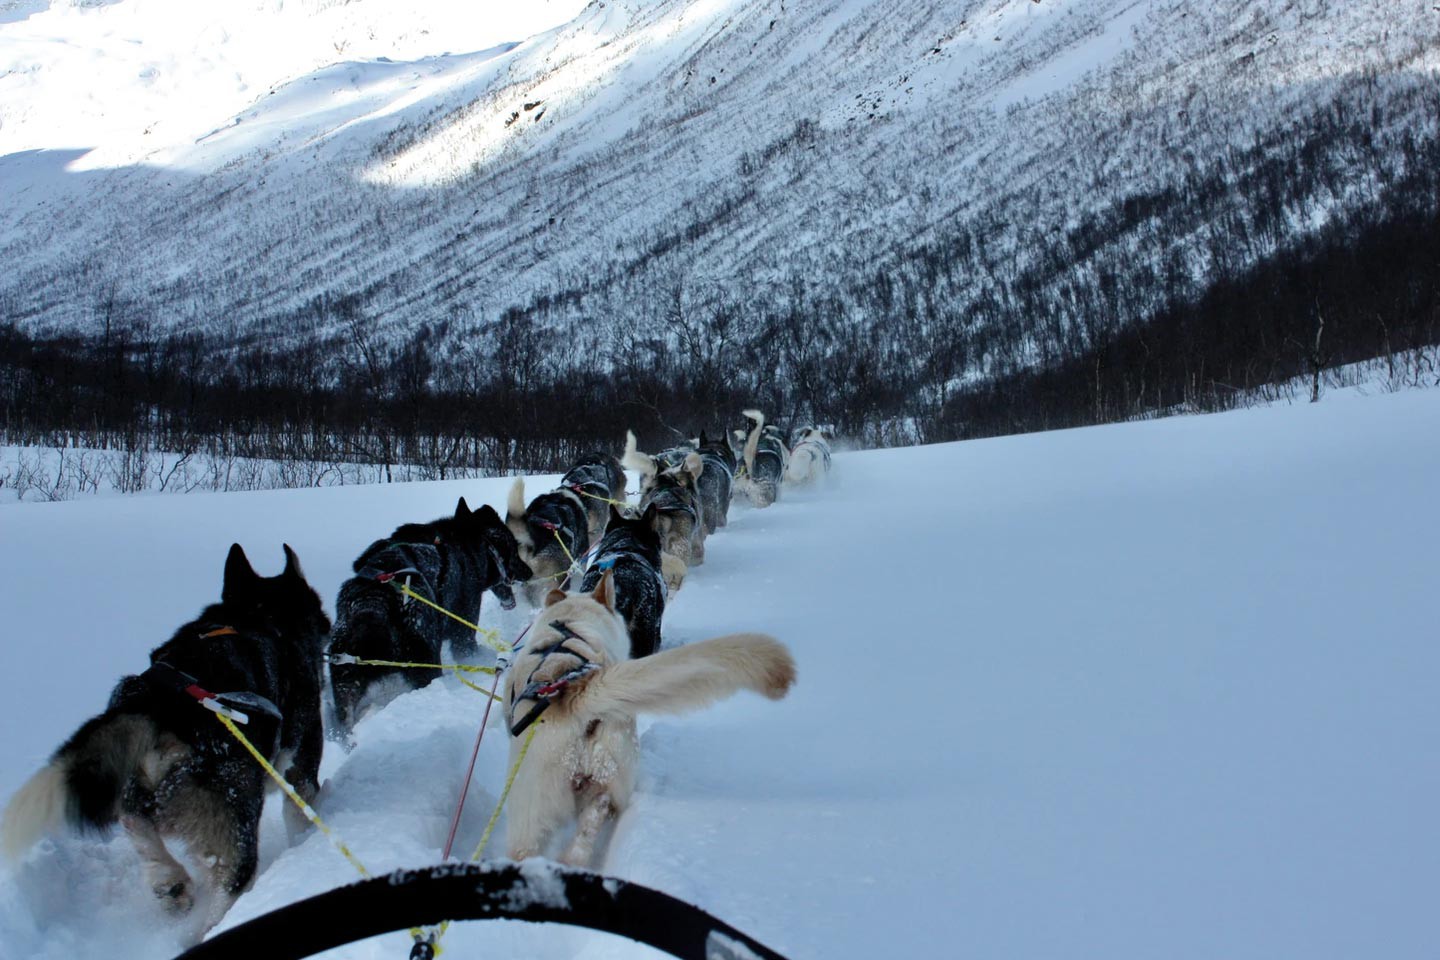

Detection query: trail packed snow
xmin=2 ymin=390 xmax=1439 ymax=959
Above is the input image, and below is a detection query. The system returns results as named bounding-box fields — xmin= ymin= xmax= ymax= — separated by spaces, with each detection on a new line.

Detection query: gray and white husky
xmin=1 ymin=544 xmax=330 ymax=939
xmin=503 ymin=572 xmax=795 ymax=869
xmin=785 ymin=426 xmax=833 ymax=486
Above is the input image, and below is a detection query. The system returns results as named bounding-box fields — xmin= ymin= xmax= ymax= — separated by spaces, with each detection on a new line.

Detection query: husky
xmin=502 ymin=572 xmax=795 ymax=868
xmin=785 ymin=426 xmax=833 ymax=486
xmin=355 ymin=497 xmax=486 ymax=559
xmin=507 ymin=477 xmax=592 ymax=604
xmin=578 ymin=504 xmax=667 ymax=659
xmin=739 ymin=409 xmax=787 ymax=508
xmin=623 ymin=431 xmax=706 ymax=590
xmin=621 ymin=431 xmax=695 ymax=499
xmin=330 ymin=500 xmax=531 ymax=737
xmin=560 ymin=452 xmax=629 ymax=547
xmin=1 ymin=545 xmax=330 ymax=937
xmin=694 ymin=430 xmax=736 ymax=534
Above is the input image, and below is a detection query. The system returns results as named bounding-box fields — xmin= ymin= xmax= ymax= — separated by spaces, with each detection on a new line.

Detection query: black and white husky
xmin=329 ymin=499 xmax=531 ymax=736
xmin=560 ymin=452 xmax=629 ymax=546
xmin=623 ymin=431 xmax=706 ymax=590
xmin=579 ymin=504 xmax=668 ymax=659
xmin=739 ymin=409 xmax=787 ymax=508
xmin=1 ymin=545 xmax=330 ymax=938
xmin=507 ymin=477 xmax=592 ymax=603
xmin=502 ymin=572 xmax=795 ymax=869
xmin=785 ymin=426 xmax=833 ymax=486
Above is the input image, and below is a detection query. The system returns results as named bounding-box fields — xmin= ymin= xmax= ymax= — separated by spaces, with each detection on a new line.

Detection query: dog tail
xmin=622 ymin=430 xmax=656 ymax=480
xmin=741 ymin=410 xmax=765 ymax=475
xmin=579 ymin=633 xmax=795 ymax=720
xmin=507 ymin=476 xmax=527 ymax=521
xmin=2 ymin=710 xmax=159 ymax=860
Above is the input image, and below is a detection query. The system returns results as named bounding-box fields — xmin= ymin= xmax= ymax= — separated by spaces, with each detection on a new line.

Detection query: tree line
xmin=3 ymin=79 xmax=1437 ymax=476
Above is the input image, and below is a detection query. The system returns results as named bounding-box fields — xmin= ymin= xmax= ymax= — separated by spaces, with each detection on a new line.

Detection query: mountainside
xmin=2 ymin=0 xmax=1435 ymax=358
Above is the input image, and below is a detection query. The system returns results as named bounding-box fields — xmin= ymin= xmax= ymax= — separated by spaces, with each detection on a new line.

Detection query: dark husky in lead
xmin=329 ymin=499 xmax=531 ymax=736
xmin=578 ymin=504 xmax=668 ymax=659
xmin=0 ymin=544 xmax=330 ymax=938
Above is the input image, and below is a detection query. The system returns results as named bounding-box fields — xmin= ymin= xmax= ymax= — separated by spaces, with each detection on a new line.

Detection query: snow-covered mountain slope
xmin=1 ymin=0 xmax=1435 ymax=355
xmin=2 ymin=389 xmax=1437 ymax=959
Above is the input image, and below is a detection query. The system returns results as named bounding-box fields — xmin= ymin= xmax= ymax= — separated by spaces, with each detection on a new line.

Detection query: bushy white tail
xmin=1 ymin=764 xmax=67 ymax=861
xmin=621 ymin=430 xmax=657 ymax=479
xmin=741 ymin=410 xmax=765 ymax=475
xmin=577 ymin=633 xmax=795 ymax=720
xmin=507 ymin=476 xmax=526 ymax=519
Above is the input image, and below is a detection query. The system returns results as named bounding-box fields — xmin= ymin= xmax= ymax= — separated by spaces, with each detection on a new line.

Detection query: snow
xmin=4 ymin=0 xmax=1432 ymax=346
xmin=991 ymin=2 xmax=1149 ymax=111
xmin=2 ymin=390 xmax=1438 ymax=958
xmin=0 ymin=0 xmax=589 ymax=170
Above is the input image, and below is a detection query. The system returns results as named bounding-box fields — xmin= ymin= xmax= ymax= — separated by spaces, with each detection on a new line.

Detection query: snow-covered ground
xmin=2 ymin=391 xmax=1438 ymax=958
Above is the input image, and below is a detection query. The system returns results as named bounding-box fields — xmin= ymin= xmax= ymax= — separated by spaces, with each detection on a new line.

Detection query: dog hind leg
xmin=280 ymin=721 xmax=323 ymax=844
xmin=121 ymin=813 xmax=195 ymax=916
xmin=559 ymin=786 xmax=618 ymax=869
xmin=660 ymin=553 xmax=687 ymax=593
xmin=156 ymin=760 xmax=265 ymax=931
xmin=505 ymin=737 xmax=575 ymax=861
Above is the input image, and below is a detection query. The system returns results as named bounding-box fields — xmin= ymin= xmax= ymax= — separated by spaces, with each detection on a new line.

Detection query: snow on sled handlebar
xmin=172 ymin=860 xmax=790 ymax=960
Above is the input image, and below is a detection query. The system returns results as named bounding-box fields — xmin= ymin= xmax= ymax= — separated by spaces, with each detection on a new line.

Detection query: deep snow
xmin=2 ymin=390 xmax=1439 ymax=959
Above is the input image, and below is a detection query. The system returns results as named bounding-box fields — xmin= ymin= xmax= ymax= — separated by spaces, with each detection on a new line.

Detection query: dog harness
xmin=790 ymin=438 xmax=832 ymax=470
xmin=641 ymin=486 xmax=701 ymax=525
xmin=507 ymin=620 xmax=599 ymax=736
xmin=147 ymin=657 xmax=283 ymax=726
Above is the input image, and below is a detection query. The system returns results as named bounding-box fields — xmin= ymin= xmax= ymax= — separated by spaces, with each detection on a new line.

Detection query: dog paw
xmin=660 ymin=553 xmax=687 ymax=593
xmin=154 ymin=879 xmax=194 ymax=916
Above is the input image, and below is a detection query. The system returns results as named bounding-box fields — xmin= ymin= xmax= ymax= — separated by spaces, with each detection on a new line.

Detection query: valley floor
xmin=2 ymin=389 xmax=1437 ymax=959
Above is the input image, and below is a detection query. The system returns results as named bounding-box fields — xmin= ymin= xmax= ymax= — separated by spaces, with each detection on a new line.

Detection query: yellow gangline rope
xmin=549 ymin=526 xmax=578 ymax=568
xmin=391 ymin=581 xmax=508 ymax=654
xmin=216 ymin=631 xmax=538 ymax=960
xmin=570 ymin=486 xmax=631 ymax=509
xmin=213 ymin=712 xmax=372 ymax=880
xmin=468 ymin=720 xmax=539 ymax=862
xmin=332 ymin=655 xmax=497 ymax=676
xmin=413 ymin=721 xmax=541 ymax=953
xmin=454 ymin=675 xmax=504 ymax=702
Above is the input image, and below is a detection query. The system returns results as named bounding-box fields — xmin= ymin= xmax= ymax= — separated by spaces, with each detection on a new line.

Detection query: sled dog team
xmin=1 ymin=414 xmax=832 ymax=939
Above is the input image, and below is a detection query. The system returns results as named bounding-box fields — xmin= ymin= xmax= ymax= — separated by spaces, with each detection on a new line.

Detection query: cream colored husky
xmin=503 ymin=573 xmax=795 ymax=867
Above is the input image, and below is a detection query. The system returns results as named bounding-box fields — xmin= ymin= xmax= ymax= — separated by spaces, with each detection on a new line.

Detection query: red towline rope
xmin=439 ymin=619 xmax=533 ymax=861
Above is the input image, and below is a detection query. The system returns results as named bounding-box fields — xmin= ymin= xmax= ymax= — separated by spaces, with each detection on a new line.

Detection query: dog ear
xmin=699 ymin=429 xmax=709 ymax=446
xmin=222 ymin=543 xmax=259 ymax=603
xmin=281 ymin=544 xmax=305 ymax=581
xmin=592 ymin=570 xmax=617 ymax=613
xmin=683 ymin=451 xmax=704 ymax=482
xmin=455 ymin=496 xmax=471 ymax=519
xmin=544 ymin=588 xmax=567 ymax=607
xmin=476 ymin=503 xmax=501 ymax=524
xmin=641 ymin=502 xmax=659 ymax=527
